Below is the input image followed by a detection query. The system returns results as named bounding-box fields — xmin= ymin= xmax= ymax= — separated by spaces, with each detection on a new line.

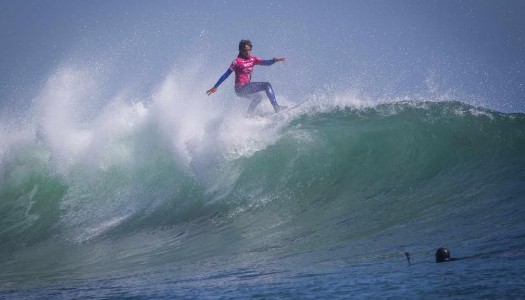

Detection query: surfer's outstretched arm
xmin=206 ymin=68 xmax=233 ymax=96
xmin=260 ymin=58 xmax=286 ymax=66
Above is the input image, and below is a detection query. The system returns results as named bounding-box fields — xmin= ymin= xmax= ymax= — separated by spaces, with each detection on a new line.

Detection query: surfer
xmin=206 ymin=39 xmax=287 ymax=115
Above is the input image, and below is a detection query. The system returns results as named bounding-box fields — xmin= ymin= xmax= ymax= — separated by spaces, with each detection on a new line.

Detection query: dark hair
xmin=435 ymin=247 xmax=451 ymax=263
xmin=238 ymin=39 xmax=252 ymax=51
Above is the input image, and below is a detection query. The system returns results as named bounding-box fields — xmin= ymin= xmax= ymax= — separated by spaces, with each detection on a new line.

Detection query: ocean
xmin=1 ymin=90 xmax=525 ymax=298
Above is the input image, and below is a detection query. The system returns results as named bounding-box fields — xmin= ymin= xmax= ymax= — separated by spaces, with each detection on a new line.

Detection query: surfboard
xmin=276 ymin=97 xmax=310 ymax=113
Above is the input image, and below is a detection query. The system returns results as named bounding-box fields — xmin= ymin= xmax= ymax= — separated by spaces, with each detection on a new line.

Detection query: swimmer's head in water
xmin=436 ymin=247 xmax=451 ymax=263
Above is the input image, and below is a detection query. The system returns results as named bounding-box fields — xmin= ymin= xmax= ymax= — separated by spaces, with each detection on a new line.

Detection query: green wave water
xmin=1 ymin=100 xmax=525 ymax=297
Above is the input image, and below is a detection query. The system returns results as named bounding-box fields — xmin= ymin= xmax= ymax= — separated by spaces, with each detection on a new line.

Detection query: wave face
xmin=1 ymin=86 xmax=525 ymax=296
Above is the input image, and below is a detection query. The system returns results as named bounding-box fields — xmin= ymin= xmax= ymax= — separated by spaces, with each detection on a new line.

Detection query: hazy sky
xmin=1 ymin=0 xmax=524 ymax=113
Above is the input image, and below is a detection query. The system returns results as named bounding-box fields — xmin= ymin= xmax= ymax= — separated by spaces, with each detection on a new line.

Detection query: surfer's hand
xmin=206 ymin=87 xmax=217 ymax=96
xmin=273 ymin=57 xmax=286 ymax=63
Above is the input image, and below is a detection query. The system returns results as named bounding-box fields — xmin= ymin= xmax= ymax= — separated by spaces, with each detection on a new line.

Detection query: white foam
xmin=34 ymin=67 xmax=96 ymax=173
xmin=21 ymin=60 xmax=301 ymax=240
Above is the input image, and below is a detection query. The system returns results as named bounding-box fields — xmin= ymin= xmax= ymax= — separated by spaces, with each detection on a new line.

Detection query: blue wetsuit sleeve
xmin=214 ymin=68 xmax=233 ymax=88
xmin=260 ymin=59 xmax=276 ymax=66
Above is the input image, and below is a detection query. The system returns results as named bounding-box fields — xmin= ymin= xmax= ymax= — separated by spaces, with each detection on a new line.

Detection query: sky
xmin=1 ymin=0 xmax=524 ymax=115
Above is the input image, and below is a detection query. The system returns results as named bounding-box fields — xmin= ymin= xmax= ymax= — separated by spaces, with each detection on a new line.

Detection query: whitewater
xmin=1 ymin=64 xmax=525 ymax=298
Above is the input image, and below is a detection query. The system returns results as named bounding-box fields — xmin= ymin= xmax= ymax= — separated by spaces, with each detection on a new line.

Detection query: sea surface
xmin=1 ymin=97 xmax=525 ymax=298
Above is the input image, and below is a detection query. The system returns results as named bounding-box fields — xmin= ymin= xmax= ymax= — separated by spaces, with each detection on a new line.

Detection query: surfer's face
xmin=240 ymin=45 xmax=251 ymax=58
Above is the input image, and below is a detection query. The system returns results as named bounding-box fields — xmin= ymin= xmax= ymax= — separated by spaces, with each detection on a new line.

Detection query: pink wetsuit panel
xmin=229 ymin=56 xmax=263 ymax=88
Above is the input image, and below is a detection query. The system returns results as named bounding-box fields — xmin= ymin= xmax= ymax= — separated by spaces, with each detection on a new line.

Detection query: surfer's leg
xmin=246 ymin=94 xmax=263 ymax=115
xmin=236 ymin=83 xmax=265 ymax=115
xmin=237 ymin=82 xmax=284 ymax=113
xmin=261 ymin=82 xmax=278 ymax=108
xmin=259 ymin=82 xmax=287 ymax=112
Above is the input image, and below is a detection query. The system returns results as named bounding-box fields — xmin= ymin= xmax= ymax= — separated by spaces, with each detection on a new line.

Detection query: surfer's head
xmin=238 ymin=39 xmax=252 ymax=58
xmin=435 ymin=247 xmax=451 ymax=263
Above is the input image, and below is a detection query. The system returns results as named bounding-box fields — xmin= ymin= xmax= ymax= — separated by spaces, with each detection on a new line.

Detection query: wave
xmin=1 ymin=68 xmax=524 ymax=288
xmin=2 ymin=89 xmax=524 ymax=251
xmin=2 ymin=81 xmax=525 ymax=297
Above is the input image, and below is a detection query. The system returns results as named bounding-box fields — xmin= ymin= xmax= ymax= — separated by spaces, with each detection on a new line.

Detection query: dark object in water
xmin=436 ymin=247 xmax=451 ymax=263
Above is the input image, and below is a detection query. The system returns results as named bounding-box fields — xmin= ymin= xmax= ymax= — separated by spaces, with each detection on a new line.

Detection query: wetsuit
xmin=213 ymin=55 xmax=282 ymax=113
